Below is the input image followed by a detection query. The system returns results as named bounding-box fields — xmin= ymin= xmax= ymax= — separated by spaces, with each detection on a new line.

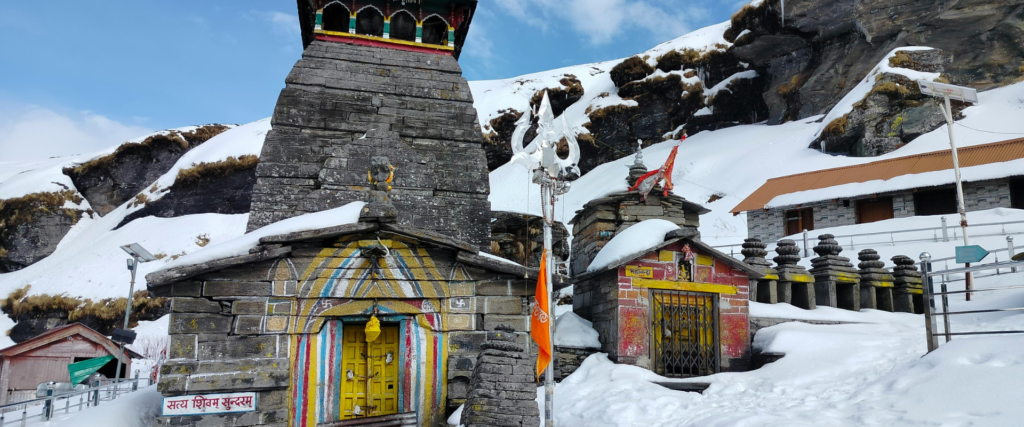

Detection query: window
xmin=1011 ymin=178 xmax=1024 ymax=209
xmin=389 ymin=11 xmax=416 ymax=42
xmin=322 ymin=3 xmax=351 ymax=32
xmin=914 ymin=188 xmax=958 ymax=216
xmin=856 ymin=197 xmax=894 ymax=224
xmin=784 ymin=208 xmax=814 ymax=236
xmin=355 ymin=7 xmax=384 ymax=37
xmin=421 ymin=15 xmax=448 ymax=45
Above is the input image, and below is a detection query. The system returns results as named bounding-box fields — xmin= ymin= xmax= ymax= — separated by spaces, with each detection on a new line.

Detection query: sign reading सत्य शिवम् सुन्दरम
xmin=162 ymin=392 xmax=257 ymax=416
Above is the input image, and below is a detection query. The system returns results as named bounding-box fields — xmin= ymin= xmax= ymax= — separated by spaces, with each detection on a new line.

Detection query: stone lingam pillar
xmin=773 ymin=239 xmax=816 ymax=310
xmin=891 ymin=255 xmax=925 ymax=314
xmin=742 ymin=238 xmax=779 ymax=303
xmin=810 ymin=234 xmax=862 ymax=311
xmin=461 ymin=325 xmax=541 ymax=427
xmin=858 ymin=249 xmax=895 ymax=312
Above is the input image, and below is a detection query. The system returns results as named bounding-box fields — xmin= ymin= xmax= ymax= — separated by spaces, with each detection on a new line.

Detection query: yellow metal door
xmin=340 ymin=325 xmax=400 ymax=419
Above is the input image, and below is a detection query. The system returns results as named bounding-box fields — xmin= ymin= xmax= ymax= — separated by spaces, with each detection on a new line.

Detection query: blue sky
xmin=0 ymin=1 xmax=742 ymax=162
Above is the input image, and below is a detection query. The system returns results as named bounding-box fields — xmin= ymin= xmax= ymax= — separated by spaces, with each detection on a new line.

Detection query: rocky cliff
xmin=474 ymin=0 xmax=1024 ymax=170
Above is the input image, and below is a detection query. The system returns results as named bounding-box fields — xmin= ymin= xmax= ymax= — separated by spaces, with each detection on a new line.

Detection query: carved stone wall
xmin=248 ymin=41 xmax=491 ymax=249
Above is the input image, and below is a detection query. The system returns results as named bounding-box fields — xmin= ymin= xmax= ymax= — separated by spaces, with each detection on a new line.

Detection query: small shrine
xmin=570 ymin=145 xmax=761 ymax=375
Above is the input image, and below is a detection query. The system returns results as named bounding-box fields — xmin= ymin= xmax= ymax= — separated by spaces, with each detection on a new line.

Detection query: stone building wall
xmin=571 ymin=271 xmax=621 ymax=361
xmin=246 ymin=40 xmax=492 ymax=249
xmin=570 ymin=191 xmax=703 ymax=276
xmin=746 ymin=178 xmax=1014 ymax=241
xmin=151 ymin=230 xmax=537 ymax=427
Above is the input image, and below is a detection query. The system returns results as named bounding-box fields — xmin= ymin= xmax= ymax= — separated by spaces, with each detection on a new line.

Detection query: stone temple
xmin=147 ymin=1 xmax=551 ymax=426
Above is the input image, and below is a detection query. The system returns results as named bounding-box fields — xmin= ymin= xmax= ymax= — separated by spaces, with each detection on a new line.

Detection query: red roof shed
xmin=0 ymin=323 xmax=141 ymax=405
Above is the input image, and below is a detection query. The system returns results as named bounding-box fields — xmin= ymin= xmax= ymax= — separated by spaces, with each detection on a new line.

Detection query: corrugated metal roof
xmin=731 ymin=138 xmax=1024 ymax=213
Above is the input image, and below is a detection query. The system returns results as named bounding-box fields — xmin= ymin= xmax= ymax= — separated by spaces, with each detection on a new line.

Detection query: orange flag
xmin=531 ymin=250 xmax=553 ymax=381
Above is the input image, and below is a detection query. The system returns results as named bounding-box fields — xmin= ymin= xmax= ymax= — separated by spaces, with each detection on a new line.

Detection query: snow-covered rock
xmin=554 ymin=312 xmax=601 ymax=349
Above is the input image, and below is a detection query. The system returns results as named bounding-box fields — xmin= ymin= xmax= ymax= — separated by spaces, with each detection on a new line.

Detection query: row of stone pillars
xmin=742 ymin=235 xmax=924 ymax=314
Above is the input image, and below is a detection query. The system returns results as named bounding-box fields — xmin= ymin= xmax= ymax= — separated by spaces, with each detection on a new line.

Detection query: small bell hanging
xmin=365 ymin=315 xmax=381 ymax=343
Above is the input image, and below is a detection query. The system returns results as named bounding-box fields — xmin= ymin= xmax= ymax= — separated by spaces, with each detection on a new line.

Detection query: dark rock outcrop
xmin=2 ymin=287 xmax=169 ymax=343
xmin=0 ymin=191 xmax=87 ymax=272
xmin=118 ymin=155 xmax=259 ymax=228
xmin=64 ymin=125 xmax=230 ymax=216
xmin=482 ymin=109 xmax=524 ymax=171
xmin=728 ymin=0 xmax=1024 ymax=153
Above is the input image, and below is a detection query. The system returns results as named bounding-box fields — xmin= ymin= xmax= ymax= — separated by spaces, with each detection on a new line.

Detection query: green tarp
xmin=68 ymin=355 xmax=114 ymax=385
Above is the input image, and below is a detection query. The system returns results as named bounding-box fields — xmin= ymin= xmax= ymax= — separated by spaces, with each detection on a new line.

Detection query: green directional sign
xmin=68 ymin=355 xmax=114 ymax=385
xmin=956 ymin=245 xmax=989 ymax=264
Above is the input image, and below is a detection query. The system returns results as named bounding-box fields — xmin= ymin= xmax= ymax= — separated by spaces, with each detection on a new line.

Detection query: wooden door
xmin=340 ymin=325 xmax=400 ymax=419
xmin=785 ymin=208 xmax=814 ymax=236
xmin=857 ymin=197 xmax=894 ymax=224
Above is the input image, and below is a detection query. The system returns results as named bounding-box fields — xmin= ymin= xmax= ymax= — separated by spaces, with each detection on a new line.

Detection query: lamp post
xmin=116 ymin=243 xmax=157 ymax=394
xmin=917 ymin=80 xmax=979 ymax=300
xmin=511 ymin=92 xmax=581 ymax=427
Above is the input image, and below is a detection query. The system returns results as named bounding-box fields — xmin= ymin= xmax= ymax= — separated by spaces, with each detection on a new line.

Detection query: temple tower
xmin=250 ymin=0 xmax=490 ymax=248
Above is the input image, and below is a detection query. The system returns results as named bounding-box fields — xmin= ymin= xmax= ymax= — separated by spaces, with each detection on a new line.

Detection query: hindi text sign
xmin=162 ymin=392 xmax=258 ymax=416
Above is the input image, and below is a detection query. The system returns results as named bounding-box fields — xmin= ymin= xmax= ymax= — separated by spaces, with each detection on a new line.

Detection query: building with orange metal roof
xmin=732 ymin=138 xmax=1024 ymax=241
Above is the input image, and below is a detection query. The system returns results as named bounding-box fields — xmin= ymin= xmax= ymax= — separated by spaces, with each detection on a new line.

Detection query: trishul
xmin=511 ymin=91 xmax=581 ymax=189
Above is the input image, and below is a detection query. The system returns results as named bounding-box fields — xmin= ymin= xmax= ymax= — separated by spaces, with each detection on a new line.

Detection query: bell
xmin=365 ymin=315 xmax=381 ymax=343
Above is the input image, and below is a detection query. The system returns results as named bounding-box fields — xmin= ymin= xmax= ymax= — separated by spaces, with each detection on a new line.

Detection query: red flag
xmin=531 ymin=250 xmax=552 ymax=380
xmin=629 ymin=134 xmax=685 ymax=200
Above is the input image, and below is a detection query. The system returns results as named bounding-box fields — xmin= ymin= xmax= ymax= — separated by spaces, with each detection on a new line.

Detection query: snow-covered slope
xmin=0 ymin=120 xmax=271 ymax=300
xmin=489 ymin=76 xmax=1024 ymax=246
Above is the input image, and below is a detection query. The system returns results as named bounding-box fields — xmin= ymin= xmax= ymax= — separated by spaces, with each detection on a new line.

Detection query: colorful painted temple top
xmin=296 ymin=0 xmax=478 ymax=59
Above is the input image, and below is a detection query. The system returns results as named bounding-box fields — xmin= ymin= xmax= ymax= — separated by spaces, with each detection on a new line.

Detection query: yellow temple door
xmin=340 ymin=325 xmax=400 ymax=419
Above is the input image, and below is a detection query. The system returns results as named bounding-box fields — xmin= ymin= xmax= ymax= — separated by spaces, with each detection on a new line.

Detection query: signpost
xmin=917 ymin=80 xmax=980 ymax=300
xmin=955 ymin=245 xmax=989 ymax=264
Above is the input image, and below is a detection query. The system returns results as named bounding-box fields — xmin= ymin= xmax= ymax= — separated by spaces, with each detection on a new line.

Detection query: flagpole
xmin=542 ymin=182 xmax=555 ymax=427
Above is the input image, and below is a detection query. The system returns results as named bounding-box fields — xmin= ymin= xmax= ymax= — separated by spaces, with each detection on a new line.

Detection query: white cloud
xmin=493 ymin=0 xmax=697 ymax=45
xmin=0 ymin=103 xmax=152 ymax=162
xmin=250 ymin=11 xmax=301 ymax=37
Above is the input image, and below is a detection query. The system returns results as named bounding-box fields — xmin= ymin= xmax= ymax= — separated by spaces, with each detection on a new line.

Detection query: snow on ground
xmin=554 ymin=312 xmax=601 ymax=349
xmin=156 ymin=201 xmax=364 ymax=272
xmin=588 ymin=219 xmax=680 ymax=272
xmin=31 ymin=386 xmax=163 ymax=427
xmin=452 ymin=308 xmax=1024 ymax=426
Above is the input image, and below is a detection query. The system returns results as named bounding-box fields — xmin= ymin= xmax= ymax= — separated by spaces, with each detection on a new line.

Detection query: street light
xmin=114 ymin=243 xmax=157 ymax=394
xmin=917 ymin=80 xmax=980 ymax=300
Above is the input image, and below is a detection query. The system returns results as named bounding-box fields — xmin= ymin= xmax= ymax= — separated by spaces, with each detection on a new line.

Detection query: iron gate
xmin=650 ymin=289 xmax=719 ymax=378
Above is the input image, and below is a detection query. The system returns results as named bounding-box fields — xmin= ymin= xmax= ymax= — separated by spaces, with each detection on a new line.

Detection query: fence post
xmin=920 ymin=253 xmax=939 ymax=353
xmin=1009 ymin=236 xmax=1016 ymax=273
xmin=91 ymin=380 xmax=100 ymax=407
xmin=803 ymin=230 xmax=810 ymax=258
xmin=133 ymin=370 xmax=139 ymax=392
xmin=940 ymin=283 xmax=952 ymax=343
xmin=42 ymin=388 xmax=53 ymax=421
xmin=941 ymin=216 xmax=949 ymax=242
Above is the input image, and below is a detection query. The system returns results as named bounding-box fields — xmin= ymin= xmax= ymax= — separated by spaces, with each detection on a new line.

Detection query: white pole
xmin=781 ymin=0 xmax=785 ymax=27
xmin=543 ymin=183 xmax=555 ymax=427
xmin=942 ymin=94 xmax=974 ymax=299
xmin=114 ymin=255 xmax=139 ymax=396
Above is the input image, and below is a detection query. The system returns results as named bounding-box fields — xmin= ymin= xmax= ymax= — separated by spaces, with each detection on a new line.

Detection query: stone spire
xmin=809 ymin=234 xmax=861 ymax=310
xmin=858 ymin=249 xmax=896 ymax=311
xmin=626 ymin=140 xmax=648 ymax=186
xmin=742 ymin=238 xmax=773 ymax=271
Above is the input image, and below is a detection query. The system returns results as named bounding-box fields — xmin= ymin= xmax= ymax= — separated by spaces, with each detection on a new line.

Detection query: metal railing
xmin=919 ymin=254 xmax=1024 ymax=353
xmin=714 ymin=216 xmax=1024 ymax=261
xmin=0 ymin=376 xmax=153 ymax=426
